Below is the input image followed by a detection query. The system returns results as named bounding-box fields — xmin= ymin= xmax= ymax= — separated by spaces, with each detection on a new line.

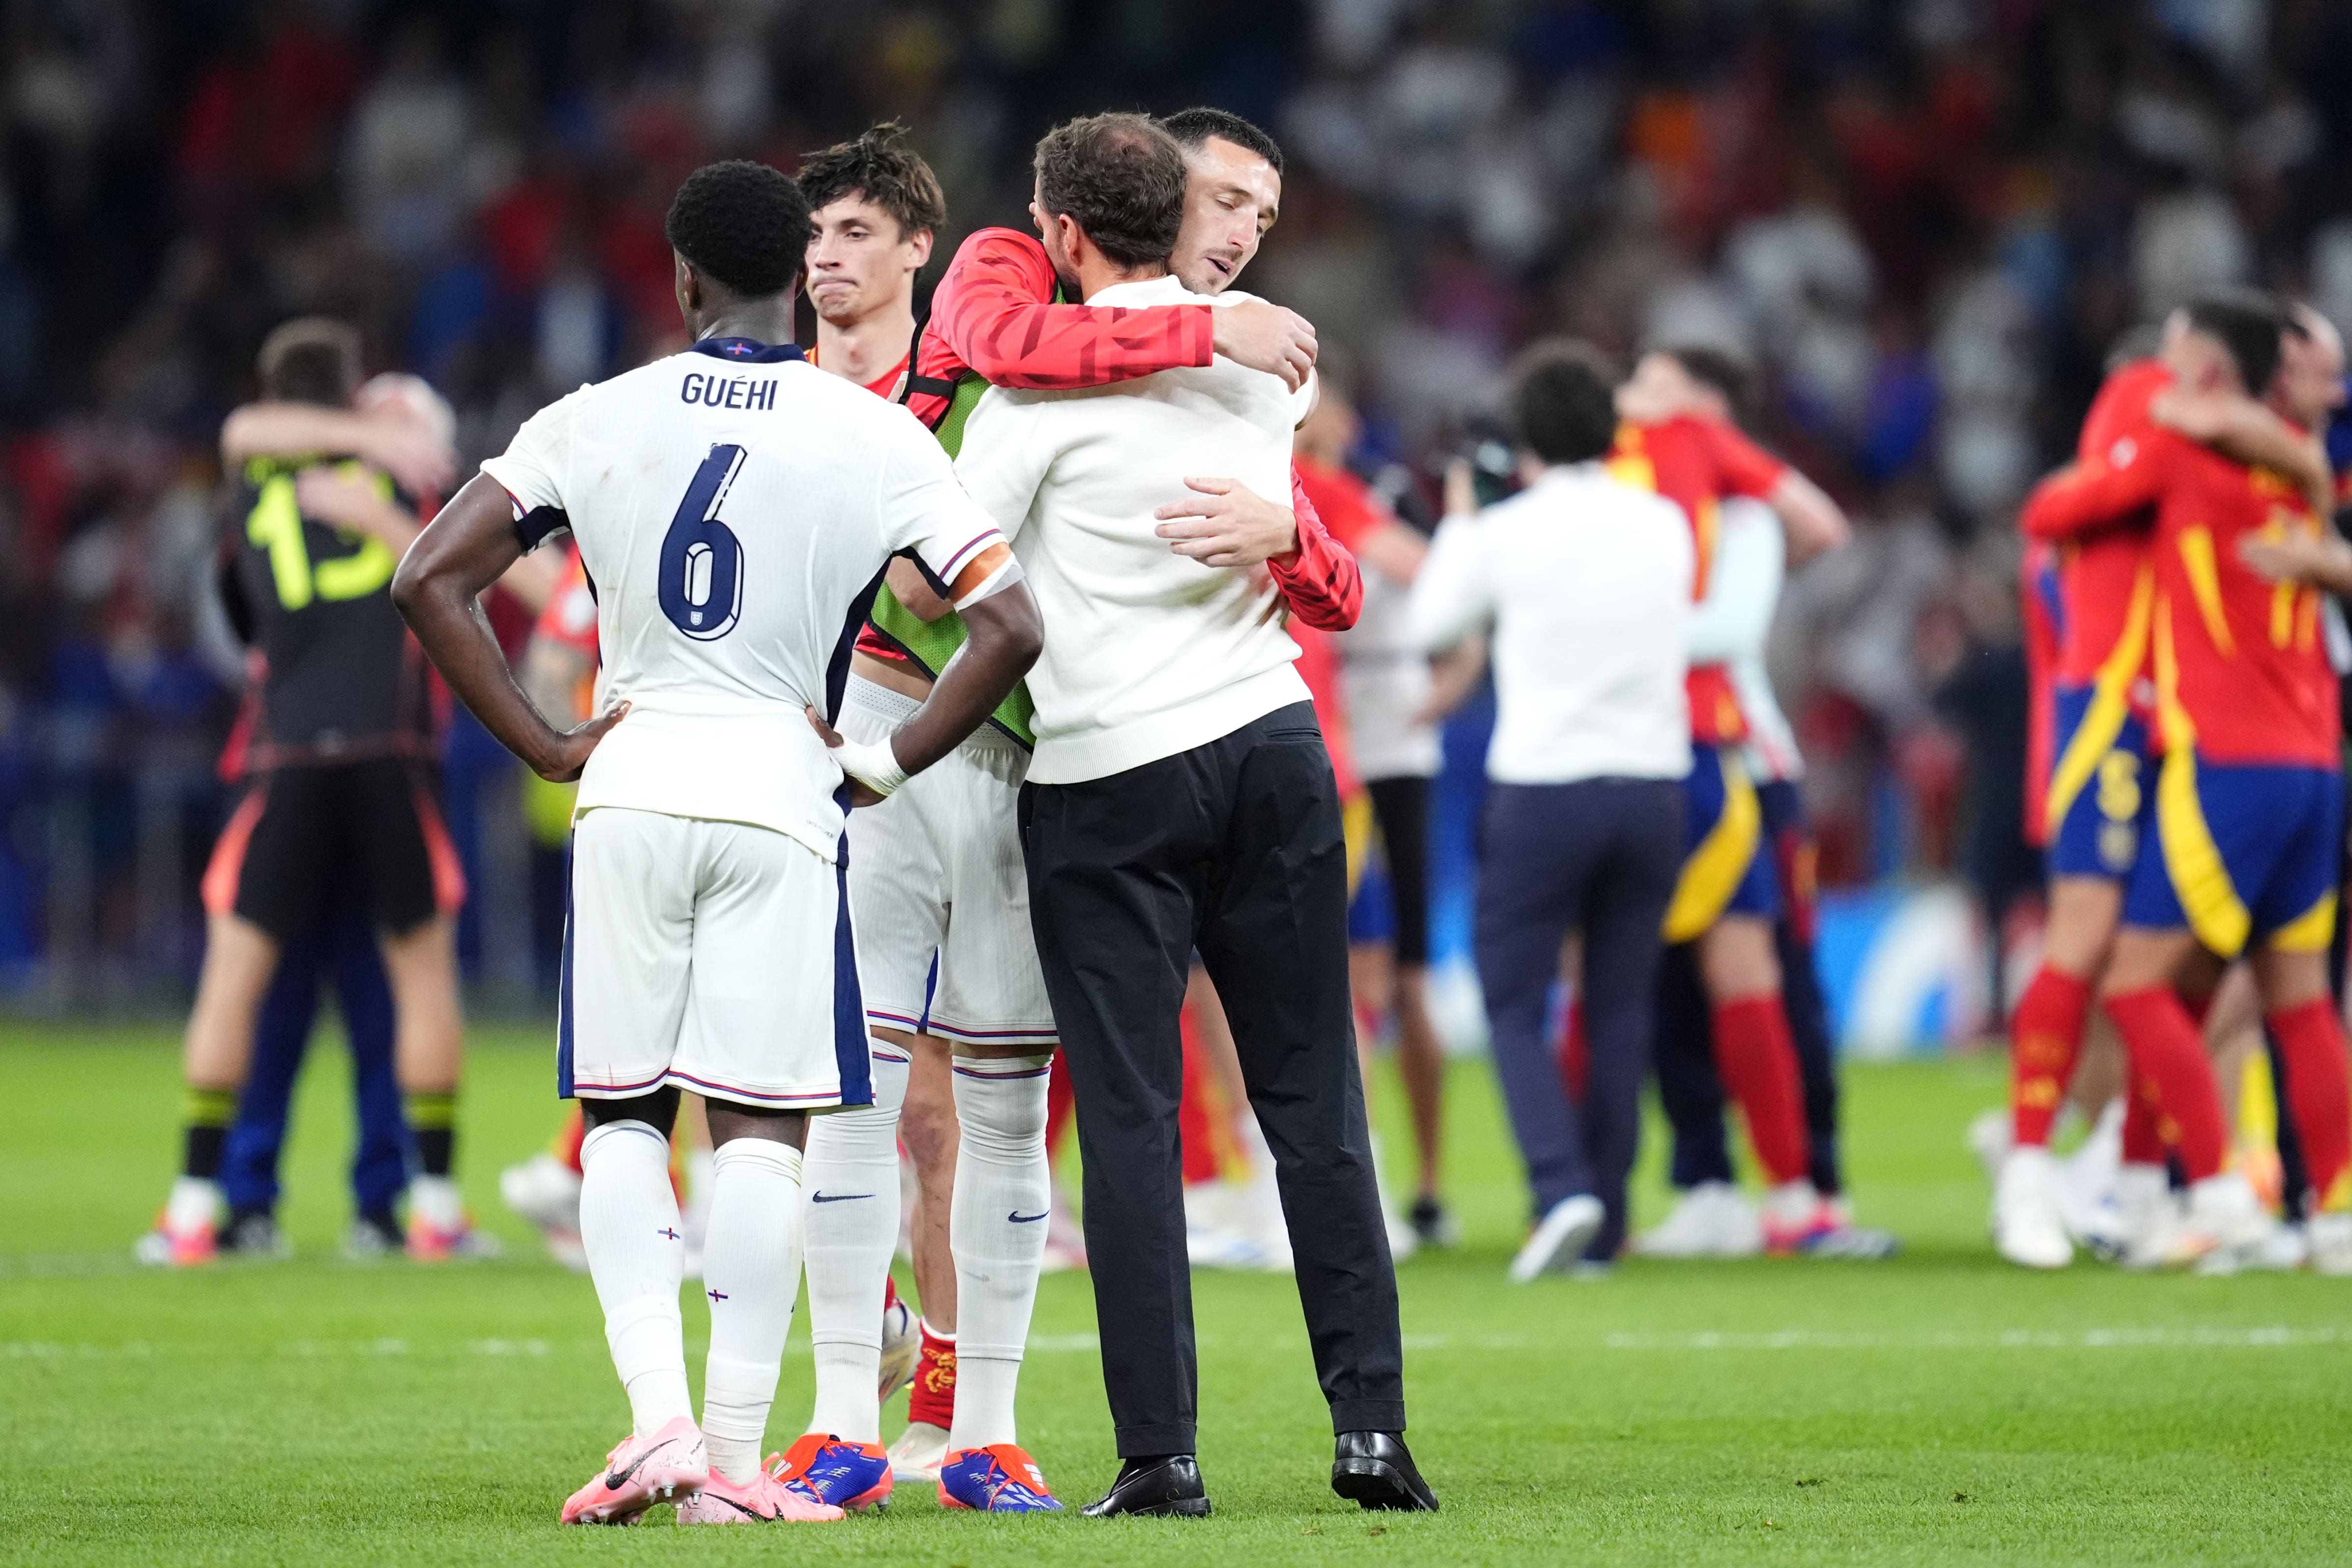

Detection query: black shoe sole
xmin=1082 ymin=1496 xmax=1213 ymax=1518
xmin=1332 ymin=1458 xmax=1438 ymax=1512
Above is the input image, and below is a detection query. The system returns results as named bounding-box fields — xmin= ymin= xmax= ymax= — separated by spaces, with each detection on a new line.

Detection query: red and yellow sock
xmin=2010 ymin=966 xmax=2090 ymax=1148
xmin=1712 ymin=993 xmax=1810 ymax=1186
xmin=907 ymin=1320 xmax=956 ymax=1429
xmin=2103 ymin=987 xmax=2228 ymax=1182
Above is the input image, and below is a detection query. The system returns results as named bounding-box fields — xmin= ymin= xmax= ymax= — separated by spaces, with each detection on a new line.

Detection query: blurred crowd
xmin=4 ymin=0 xmax=2352 ymax=1002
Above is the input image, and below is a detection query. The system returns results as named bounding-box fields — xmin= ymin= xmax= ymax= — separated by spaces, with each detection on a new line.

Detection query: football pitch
xmin=5 ymin=1024 xmax=2350 ymax=1566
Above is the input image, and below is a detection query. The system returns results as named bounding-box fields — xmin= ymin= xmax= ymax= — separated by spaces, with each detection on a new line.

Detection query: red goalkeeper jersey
xmin=2023 ymin=429 xmax=2339 ymax=768
xmin=910 ymin=226 xmax=1360 ymax=631
xmin=1606 ymin=414 xmax=1788 ymax=745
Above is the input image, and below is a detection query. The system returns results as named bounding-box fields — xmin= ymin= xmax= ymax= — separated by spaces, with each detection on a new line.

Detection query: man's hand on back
xmin=1154 ymin=476 xmax=1299 ymax=570
xmin=1212 ymin=300 xmax=1317 ymax=392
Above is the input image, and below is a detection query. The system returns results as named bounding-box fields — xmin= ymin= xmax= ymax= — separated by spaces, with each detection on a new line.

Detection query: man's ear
xmin=673 ymin=253 xmax=700 ymax=316
xmin=907 ymin=229 xmax=935 ymax=271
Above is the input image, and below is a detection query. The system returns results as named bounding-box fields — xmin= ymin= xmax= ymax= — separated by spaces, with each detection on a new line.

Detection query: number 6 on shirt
xmin=660 ymin=443 xmax=748 ymax=640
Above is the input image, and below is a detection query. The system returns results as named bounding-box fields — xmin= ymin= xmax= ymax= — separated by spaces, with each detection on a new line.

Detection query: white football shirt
xmin=954 ymin=275 xmax=1317 ymax=784
xmin=481 ymin=338 xmax=1005 ymax=860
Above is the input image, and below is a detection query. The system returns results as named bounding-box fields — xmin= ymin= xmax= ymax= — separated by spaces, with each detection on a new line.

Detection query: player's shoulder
xmin=945 ymin=226 xmax=1052 ymax=280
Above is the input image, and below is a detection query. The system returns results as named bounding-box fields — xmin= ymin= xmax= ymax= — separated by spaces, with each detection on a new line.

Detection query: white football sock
xmin=947 ymin=1053 xmax=1052 ymax=1452
xmin=800 ymin=1047 xmax=908 ymax=1444
xmin=579 ymin=1119 xmax=692 ymax=1438
xmin=699 ymin=1137 xmax=806 ymax=1485
xmin=407 ymin=1173 xmax=464 ymax=1232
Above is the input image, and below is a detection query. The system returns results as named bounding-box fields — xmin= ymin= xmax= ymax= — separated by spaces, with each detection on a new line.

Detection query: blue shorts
xmin=2123 ymin=753 xmax=2342 ymax=959
xmin=1348 ymin=857 xmax=1394 ymax=946
xmin=1662 ymin=744 xmax=1778 ymax=944
xmin=2043 ymin=683 xmax=2152 ymax=881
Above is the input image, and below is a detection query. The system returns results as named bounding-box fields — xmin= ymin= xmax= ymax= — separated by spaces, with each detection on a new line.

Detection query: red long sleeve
xmin=1269 ymin=464 xmax=1362 ymax=632
xmin=2020 ymin=450 xmax=2165 ymax=542
xmin=908 ymin=228 xmax=1215 ymax=428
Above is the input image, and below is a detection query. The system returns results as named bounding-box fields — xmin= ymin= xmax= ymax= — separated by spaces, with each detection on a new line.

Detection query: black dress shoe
xmin=1332 ymin=1430 xmax=1438 ymax=1511
xmin=1081 ymin=1454 xmax=1212 ymax=1517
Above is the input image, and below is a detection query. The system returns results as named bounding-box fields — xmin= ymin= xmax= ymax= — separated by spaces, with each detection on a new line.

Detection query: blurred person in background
xmin=1618 ymin=348 xmax=1886 ymax=1261
xmin=1299 ymin=379 xmax=1458 ymax=1249
xmin=1411 ymin=339 xmax=1692 ymax=1281
xmin=141 ymin=323 xmax=482 ymax=1266
xmin=1608 ymin=345 xmax=1851 ymax=1258
xmin=2020 ymin=292 xmax=2352 ymax=1274
xmin=210 ymin=371 xmax=466 ymax=1259
xmin=1998 ymin=298 xmax=2333 ymax=1270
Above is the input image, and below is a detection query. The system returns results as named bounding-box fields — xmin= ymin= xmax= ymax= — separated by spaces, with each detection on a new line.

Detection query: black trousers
xmin=1476 ymin=776 xmax=1683 ymax=1259
xmin=1021 ymin=702 xmax=1405 ymax=1457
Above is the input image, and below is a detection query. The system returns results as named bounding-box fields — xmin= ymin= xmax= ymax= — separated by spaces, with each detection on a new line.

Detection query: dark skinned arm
xmin=807 ymin=562 xmax=1041 ymax=805
xmin=390 ymin=472 xmax=624 ymax=782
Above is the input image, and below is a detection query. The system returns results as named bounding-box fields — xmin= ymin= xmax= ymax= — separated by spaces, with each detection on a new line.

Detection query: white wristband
xmin=832 ymin=734 xmax=909 ymax=798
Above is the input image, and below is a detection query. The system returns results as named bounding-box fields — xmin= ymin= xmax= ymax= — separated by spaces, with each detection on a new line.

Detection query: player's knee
xmin=901 ymin=1091 xmax=959 ymax=1171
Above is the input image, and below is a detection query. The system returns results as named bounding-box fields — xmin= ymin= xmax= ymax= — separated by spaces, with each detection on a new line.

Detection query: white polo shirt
xmin=953 ymin=274 xmax=1318 ymax=784
xmin=1408 ymin=462 xmax=1693 ymax=785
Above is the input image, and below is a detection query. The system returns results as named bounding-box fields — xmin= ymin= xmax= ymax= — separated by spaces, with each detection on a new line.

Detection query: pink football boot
xmin=677 ymin=1467 xmax=847 ymax=1525
xmin=559 ymin=1416 xmax=708 ymax=1525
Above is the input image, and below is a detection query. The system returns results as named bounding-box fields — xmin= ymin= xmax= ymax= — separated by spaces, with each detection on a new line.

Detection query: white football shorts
xmin=561 ymin=805 xmax=872 ymax=1107
xmin=838 ymin=674 xmax=1057 ymax=1047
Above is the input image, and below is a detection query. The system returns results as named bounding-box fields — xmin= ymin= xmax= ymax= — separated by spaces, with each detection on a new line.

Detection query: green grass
xmin=4 ymin=1024 xmax=2351 ymax=1565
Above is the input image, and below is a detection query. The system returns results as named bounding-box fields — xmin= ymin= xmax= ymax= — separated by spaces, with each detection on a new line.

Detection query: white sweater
xmin=1409 ymin=463 xmax=1693 ymax=785
xmin=954 ymin=274 xmax=1318 ymax=784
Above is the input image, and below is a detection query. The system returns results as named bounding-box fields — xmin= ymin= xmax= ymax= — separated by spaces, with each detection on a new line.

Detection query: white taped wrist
xmin=832 ymin=734 xmax=909 ymax=798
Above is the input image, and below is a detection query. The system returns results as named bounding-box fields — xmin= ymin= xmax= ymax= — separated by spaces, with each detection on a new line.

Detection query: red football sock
xmin=2103 ymin=987 xmax=2229 ymax=1181
xmin=553 ymin=1105 xmax=586 ymax=1174
xmin=2121 ymin=1080 xmax=2169 ymax=1167
xmin=906 ymin=1320 xmax=956 ymax=1429
xmin=1556 ymin=994 xmax=1589 ymax=1101
xmin=2010 ymin=966 xmax=2091 ymax=1148
xmin=1712 ymin=993 xmax=1810 ymax=1185
xmin=1045 ymin=1051 xmax=1075 ymax=1160
xmin=2268 ymin=998 xmax=2352 ymax=1212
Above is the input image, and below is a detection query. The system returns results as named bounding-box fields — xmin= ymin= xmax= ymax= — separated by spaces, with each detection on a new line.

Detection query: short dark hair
xmin=1159 ymin=107 xmax=1284 ymax=175
xmin=2184 ymin=288 xmax=2288 ymax=394
xmin=797 ymin=122 xmax=947 ymax=240
xmin=664 ymin=160 xmax=812 ymax=299
xmin=1032 ymin=113 xmax=1186 ymax=270
xmin=1509 ymin=338 xmax=1623 ymax=466
xmin=257 ymin=317 xmax=361 ymax=407
xmin=1659 ymin=342 xmax=1759 ymax=430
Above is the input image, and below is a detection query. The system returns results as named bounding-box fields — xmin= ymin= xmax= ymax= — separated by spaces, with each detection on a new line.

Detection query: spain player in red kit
xmin=2023 ymin=292 xmax=2352 ymax=1272
xmin=2001 ymin=305 xmax=2334 ymax=1268
xmin=1608 ymin=347 xmax=1850 ymax=1253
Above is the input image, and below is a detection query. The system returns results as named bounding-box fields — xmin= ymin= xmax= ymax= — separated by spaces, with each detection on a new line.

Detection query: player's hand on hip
xmin=1154 ymin=477 xmax=1299 ymax=570
xmin=805 ymin=705 xmax=900 ymax=808
xmin=1212 ymin=299 xmax=1317 ymax=391
xmin=535 ymin=702 xmax=627 ymax=784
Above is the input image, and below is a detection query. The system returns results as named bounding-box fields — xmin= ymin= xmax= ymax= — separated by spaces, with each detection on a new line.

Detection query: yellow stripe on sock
xmin=404 ymin=1092 xmax=457 ymax=1131
xmin=183 ymin=1086 xmax=236 ymax=1128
